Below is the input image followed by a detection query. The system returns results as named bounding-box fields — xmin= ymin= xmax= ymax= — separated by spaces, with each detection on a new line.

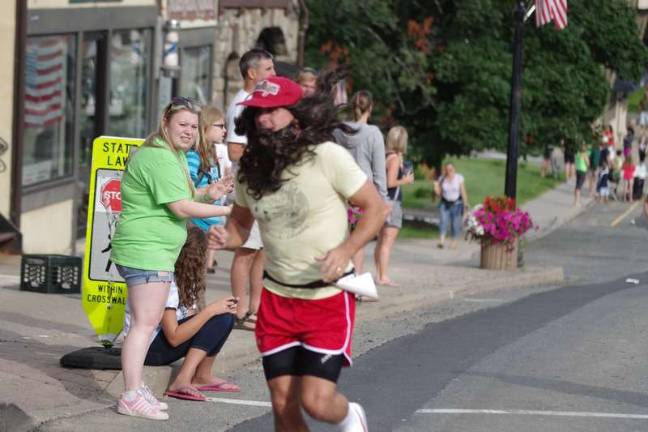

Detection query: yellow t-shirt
xmin=235 ymin=141 xmax=367 ymax=299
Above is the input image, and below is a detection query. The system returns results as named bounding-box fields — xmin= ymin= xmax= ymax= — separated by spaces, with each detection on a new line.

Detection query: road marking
xmin=610 ymin=201 xmax=640 ymax=227
xmin=416 ymin=408 xmax=648 ymax=420
xmin=207 ymin=397 xmax=272 ymax=408
xmin=463 ymin=298 xmax=505 ymax=303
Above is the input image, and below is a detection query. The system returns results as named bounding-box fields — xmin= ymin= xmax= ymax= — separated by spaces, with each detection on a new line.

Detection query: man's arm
xmin=316 ymin=181 xmax=385 ymax=282
xmin=206 ymin=203 xmax=255 ymax=250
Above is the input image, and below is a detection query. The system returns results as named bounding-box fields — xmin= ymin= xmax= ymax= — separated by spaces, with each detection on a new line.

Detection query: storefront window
xmin=180 ymin=45 xmax=212 ymax=104
xmin=22 ymin=35 xmax=76 ymax=186
xmin=107 ymin=29 xmax=151 ymax=138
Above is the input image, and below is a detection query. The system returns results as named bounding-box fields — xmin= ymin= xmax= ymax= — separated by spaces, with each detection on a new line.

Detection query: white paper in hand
xmin=335 ymin=272 xmax=379 ymax=300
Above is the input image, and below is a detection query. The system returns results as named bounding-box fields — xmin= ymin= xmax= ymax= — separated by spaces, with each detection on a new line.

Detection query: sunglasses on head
xmin=168 ymin=96 xmax=201 ymax=112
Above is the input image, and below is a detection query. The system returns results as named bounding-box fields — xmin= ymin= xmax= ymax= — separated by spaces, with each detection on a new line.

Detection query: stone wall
xmin=212 ymin=3 xmax=299 ymax=111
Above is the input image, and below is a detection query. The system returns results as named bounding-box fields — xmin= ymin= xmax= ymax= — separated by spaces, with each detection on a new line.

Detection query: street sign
xmin=100 ymin=178 xmax=122 ymax=213
xmin=83 ymin=136 xmax=143 ymax=345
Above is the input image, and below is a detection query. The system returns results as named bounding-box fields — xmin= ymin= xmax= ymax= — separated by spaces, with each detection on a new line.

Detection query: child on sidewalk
xmin=597 ymin=160 xmax=610 ymax=203
xmin=124 ymin=227 xmax=239 ymax=403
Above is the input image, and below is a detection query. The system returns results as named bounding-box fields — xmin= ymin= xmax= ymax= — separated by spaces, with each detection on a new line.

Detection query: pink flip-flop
xmin=195 ymin=381 xmax=240 ymax=393
xmin=164 ymin=386 xmax=206 ymax=401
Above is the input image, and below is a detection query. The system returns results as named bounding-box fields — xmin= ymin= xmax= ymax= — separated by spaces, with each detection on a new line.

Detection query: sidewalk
xmin=0 ymin=180 xmax=586 ymax=431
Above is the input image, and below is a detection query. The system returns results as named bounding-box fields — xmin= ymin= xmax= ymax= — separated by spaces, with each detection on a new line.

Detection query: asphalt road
xmin=38 ymin=200 xmax=648 ymax=432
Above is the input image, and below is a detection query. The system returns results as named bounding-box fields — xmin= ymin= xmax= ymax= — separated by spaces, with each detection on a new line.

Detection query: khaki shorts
xmin=242 ymin=221 xmax=263 ymax=250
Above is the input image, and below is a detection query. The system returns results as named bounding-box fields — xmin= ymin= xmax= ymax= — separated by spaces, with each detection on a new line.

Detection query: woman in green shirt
xmin=574 ymin=143 xmax=590 ymax=206
xmin=110 ymin=97 xmax=232 ymax=420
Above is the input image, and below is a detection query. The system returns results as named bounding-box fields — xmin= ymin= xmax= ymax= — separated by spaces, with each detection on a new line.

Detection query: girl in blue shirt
xmin=187 ymin=106 xmax=232 ymax=272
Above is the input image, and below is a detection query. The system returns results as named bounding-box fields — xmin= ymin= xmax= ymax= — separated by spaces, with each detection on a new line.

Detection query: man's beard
xmin=252 ymin=125 xmax=301 ymax=160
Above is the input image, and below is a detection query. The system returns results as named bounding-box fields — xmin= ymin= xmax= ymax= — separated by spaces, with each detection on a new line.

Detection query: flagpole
xmin=504 ymin=0 xmax=526 ymax=200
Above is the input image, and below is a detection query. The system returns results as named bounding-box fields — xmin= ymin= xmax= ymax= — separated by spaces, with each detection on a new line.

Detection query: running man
xmin=208 ymin=75 xmax=385 ymax=431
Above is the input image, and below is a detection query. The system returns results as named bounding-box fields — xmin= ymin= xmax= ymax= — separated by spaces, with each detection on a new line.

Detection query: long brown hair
xmin=197 ymin=105 xmax=223 ymax=175
xmin=350 ymin=90 xmax=373 ymax=121
xmin=174 ymin=226 xmax=207 ymax=308
xmin=235 ymin=69 xmax=356 ymax=199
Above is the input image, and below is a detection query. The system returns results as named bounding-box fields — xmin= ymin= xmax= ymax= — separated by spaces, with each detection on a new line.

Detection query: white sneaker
xmin=139 ymin=384 xmax=168 ymax=411
xmin=346 ymin=402 xmax=368 ymax=432
xmin=117 ymin=390 xmax=169 ymax=421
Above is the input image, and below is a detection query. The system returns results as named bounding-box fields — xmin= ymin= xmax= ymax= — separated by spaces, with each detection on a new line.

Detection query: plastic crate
xmin=20 ymin=254 xmax=82 ymax=294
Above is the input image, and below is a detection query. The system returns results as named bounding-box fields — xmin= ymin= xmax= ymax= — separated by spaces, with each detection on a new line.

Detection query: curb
xmin=370 ymin=266 xmax=564 ymax=318
xmin=103 ymin=265 xmax=564 ymax=401
xmin=105 ymin=335 xmax=261 ymax=399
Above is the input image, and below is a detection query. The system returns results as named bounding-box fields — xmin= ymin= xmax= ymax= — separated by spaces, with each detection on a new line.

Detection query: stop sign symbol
xmin=101 ymin=178 xmax=122 ymax=213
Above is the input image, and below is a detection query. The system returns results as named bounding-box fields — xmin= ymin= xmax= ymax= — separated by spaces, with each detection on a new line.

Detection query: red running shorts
xmin=255 ymin=288 xmax=356 ymax=366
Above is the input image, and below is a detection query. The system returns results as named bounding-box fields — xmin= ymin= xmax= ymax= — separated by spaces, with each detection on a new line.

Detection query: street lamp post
xmin=505 ymin=0 xmax=526 ymax=201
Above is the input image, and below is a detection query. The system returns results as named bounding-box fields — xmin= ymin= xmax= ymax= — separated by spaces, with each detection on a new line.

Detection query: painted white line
xmin=206 ymin=397 xmax=272 ymax=408
xmin=416 ymin=408 xmax=648 ymax=420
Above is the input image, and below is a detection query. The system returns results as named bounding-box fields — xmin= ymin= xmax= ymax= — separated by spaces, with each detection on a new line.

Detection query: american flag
xmin=536 ymin=0 xmax=568 ymax=30
xmin=25 ymin=37 xmax=67 ymax=128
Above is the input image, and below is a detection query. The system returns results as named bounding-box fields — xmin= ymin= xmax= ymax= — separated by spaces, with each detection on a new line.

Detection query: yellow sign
xmin=82 ymin=136 xmax=143 ymax=343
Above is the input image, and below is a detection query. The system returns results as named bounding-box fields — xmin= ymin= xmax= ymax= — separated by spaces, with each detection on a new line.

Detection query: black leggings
xmin=144 ymin=313 xmax=235 ymax=366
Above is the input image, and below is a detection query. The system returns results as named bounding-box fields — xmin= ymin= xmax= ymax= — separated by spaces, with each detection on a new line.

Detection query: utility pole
xmin=505 ymin=1 xmax=526 ymax=200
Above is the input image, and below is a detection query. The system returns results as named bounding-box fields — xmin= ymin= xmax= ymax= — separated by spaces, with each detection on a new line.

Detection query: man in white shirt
xmin=225 ymin=48 xmax=275 ymax=329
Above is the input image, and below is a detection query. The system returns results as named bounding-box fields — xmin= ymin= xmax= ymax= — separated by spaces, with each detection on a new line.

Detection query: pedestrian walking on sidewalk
xmin=187 ymin=105 xmax=234 ymax=273
xmin=587 ymin=141 xmax=601 ymax=197
xmin=434 ymin=162 xmax=469 ymax=249
xmin=209 ymin=74 xmax=384 ymax=432
xmin=622 ymin=155 xmax=636 ymax=202
xmin=374 ymin=126 xmax=414 ymax=287
xmin=623 ymin=126 xmax=635 ymax=159
xmin=596 ymin=159 xmax=610 ymax=203
xmin=123 ymin=227 xmax=239 ymax=402
xmin=110 ymin=97 xmax=231 ymax=421
xmin=225 ymin=48 xmax=275 ymax=330
xmin=562 ymin=138 xmax=576 ymax=182
xmin=333 ymin=90 xmax=388 ymax=275
xmin=573 ymin=143 xmax=589 ymax=206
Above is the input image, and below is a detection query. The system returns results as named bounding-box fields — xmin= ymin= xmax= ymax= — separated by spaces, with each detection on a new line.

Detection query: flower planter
xmin=480 ymin=240 xmax=518 ymax=270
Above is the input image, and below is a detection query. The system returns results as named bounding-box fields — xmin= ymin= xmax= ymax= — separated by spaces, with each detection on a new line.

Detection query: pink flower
xmin=465 ymin=195 xmax=534 ymax=247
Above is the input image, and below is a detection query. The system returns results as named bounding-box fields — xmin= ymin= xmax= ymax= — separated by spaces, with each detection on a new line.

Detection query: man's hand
xmin=207 ymin=225 xmax=228 ymax=250
xmin=316 ymin=245 xmax=354 ymax=283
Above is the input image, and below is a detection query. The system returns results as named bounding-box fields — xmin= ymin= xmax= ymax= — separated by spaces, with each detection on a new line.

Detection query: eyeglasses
xmin=212 ymin=123 xmax=226 ymax=130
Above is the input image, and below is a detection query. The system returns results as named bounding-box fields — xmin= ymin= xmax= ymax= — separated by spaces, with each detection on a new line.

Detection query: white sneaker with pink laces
xmin=117 ymin=390 xmax=169 ymax=421
xmin=139 ymin=385 xmax=168 ymax=410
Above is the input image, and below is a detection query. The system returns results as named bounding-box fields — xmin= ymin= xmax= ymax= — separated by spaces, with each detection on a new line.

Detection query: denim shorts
xmin=116 ymin=264 xmax=175 ymax=287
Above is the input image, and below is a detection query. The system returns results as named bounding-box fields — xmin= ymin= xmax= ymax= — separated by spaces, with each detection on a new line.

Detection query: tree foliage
xmin=304 ymin=0 xmax=648 ymax=165
xmin=304 ymin=0 xmax=435 ymax=120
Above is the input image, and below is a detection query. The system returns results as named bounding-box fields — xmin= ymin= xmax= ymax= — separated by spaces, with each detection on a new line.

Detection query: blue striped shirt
xmin=186 ymin=150 xmax=225 ymax=230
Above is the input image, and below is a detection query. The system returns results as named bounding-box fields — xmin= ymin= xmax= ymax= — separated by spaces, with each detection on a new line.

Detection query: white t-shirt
xmin=440 ymin=174 xmax=464 ymax=202
xmin=635 ymin=163 xmax=647 ymax=180
xmin=123 ymin=282 xmax=195 ymax=343
xmin=215 ymin=143 xmax=232 ymax=172
xmin=225 ymin=89 xmax=251 ymax=145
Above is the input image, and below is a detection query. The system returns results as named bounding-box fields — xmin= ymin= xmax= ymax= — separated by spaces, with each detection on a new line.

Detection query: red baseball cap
xmin=238 ymin=76 xmax=303 ymax=108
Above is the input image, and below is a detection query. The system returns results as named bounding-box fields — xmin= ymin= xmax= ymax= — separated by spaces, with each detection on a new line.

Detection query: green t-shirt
xmin=575 ymin=151 xmax=588 ymax=173
xmin=110 ymin=142 xmax=192 ymax=271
